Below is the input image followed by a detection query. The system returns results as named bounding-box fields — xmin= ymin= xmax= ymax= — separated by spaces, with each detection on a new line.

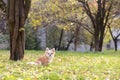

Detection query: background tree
xmin=25 ymin=23 xmax=40 ymax=50
xmin=28 ymin=0 xmax=83 ymax=50
xmin=108 ymin=18 xmax=120 ymax=51
xmin=105 ymin=0 xmax=120 ymax=51
xmin=78 ymin=0 xmax=113 ymax=51
xmin=29 ymin=0 xmax=96 ymax=51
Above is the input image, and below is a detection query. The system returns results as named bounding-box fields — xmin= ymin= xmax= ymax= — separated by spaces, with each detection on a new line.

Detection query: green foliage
xmin=29 ymin=0 xmax=84 ymax=28
xmin=25 ymin=24 xmax=40 ymax=50
xmin=0 ymin=33 xmax=9 ymax=49
xmin=46 ymin=26 xmax=61 ymax=48
xmin=0 ymin=34 xmax=6 ymax=44
xmin=0 ymin=50 xmax=120 ymax=80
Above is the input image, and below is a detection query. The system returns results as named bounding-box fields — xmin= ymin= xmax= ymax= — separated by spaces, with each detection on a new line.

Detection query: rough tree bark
xmin=7 ymin=0 xmax=31 ymax=60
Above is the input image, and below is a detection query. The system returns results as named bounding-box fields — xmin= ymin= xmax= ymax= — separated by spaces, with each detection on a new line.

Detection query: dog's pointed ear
xmin=46 ymin=47 xmax=49 ymax=51
xmin=52 ymin=48 xmax=55 ymax=52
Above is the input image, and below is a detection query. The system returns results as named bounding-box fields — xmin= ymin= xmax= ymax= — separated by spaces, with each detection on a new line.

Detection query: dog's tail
xmin=27 ymin=62 xmax=37 ymax=65
xmin=27 ymin=61 xmax=41 ymax=65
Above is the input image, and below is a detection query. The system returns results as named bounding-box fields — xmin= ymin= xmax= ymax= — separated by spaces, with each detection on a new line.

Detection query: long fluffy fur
xmin=27 ymin=62 xmax=39 ymax=65
xmin=27 ymin=48 xmax=55 ymax=66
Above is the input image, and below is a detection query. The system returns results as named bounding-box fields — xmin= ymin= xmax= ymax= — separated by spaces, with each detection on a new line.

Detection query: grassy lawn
xmin=0 ymin=50 xmax=120 ymax=80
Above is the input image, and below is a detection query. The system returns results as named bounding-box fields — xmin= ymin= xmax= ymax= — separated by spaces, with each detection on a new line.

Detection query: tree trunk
xmin=65 ymin=34 xmax=74 ymax=50
xmin=90 ymin=41 xmax=94 ymax=51
xmin=94 ymin=41 xmax=99 ymax=51
xmin=94 ymin=30 xmax=105 ymax=52
xmin=94 ymin=27 xmax=100 ymax=51
xmin=114 ymin=38 xmax=117 ymax=51
xmin=98 ymin=38 xmax=103 ymax=51
xmin=8 ymin=0 xmax=31 ymax=60
xmin=58 ymin=29 xmax=64 ymax=51
xmin=98 ymin=27 xmax=105 ymax=51
xmin=74 ymin=25 xmax=80 ymax=51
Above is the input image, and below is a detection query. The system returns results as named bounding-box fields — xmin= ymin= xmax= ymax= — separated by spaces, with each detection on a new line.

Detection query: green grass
xmin=0 ymin=50 xmax=120 ymax=80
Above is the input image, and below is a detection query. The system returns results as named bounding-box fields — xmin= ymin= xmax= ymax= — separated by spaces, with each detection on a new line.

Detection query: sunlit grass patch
xmin=0 ymin=50 xmax=120 ymax=80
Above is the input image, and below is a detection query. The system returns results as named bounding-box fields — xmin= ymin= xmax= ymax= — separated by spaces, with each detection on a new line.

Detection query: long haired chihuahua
xmin=27 ymin=47 xmax=55 ymax=66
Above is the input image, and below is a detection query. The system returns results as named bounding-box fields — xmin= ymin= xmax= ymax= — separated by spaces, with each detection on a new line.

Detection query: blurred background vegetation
xmin=0 ymin=0 xmax=120 ymax=52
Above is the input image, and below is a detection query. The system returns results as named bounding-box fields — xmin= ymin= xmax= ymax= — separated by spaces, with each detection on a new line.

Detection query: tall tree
xmin=0 ymin=0 xmax=31 ymax=60
xmin=108 ymin=26 xmax=120 ymax=51
xmin=78 ymin=0 xmax=113 ymax=51
xmin=8 ymin=0 xmax=31 ymax=60
xmin=108 ymin=17 xmax=120 ymax=51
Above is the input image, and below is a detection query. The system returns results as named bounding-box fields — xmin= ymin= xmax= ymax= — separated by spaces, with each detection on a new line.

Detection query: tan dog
xmin=27 ymin=48 xmax=55 ymax=66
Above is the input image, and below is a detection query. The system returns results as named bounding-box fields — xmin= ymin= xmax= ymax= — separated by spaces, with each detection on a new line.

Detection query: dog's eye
xmin=48 ymin=53 xmax=51 ymax=55
xmin=48 ymin=53 xmax=53 ymax=56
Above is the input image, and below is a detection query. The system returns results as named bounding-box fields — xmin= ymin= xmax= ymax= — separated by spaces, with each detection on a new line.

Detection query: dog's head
xmin=45 ymin=47 xmax=55 ymax=58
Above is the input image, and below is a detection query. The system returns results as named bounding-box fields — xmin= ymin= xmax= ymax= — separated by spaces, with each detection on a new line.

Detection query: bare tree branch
xmin=108 ymin=25 xmax=114 ymax=40
xmin=104 ymin=1 xmax=113 ymax=27
xmin=63 ymin=18 xmax=94 ymax=34
xmin=78 ymin=0 xmax=96 ymax=28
